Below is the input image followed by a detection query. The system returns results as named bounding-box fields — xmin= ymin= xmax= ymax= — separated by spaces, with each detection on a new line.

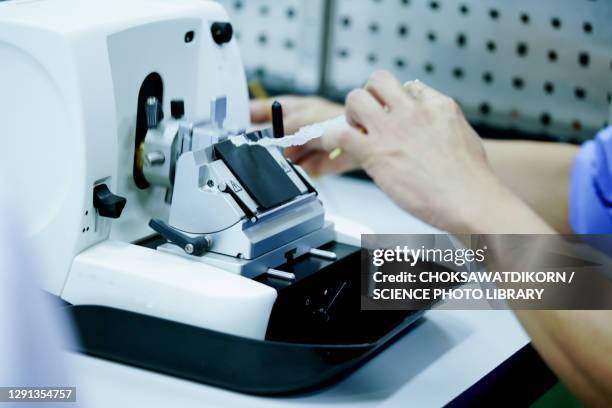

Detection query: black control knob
xmin=171 ymin=100 xmax=185 ymax=119
xmin=93 ymin=184 xmax=127 ymax=219
xmin=211 ymin=22 xmax=233 ymax=45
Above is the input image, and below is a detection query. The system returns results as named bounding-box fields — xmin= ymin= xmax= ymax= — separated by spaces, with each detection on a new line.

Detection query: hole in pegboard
xmin=233 ymin=1 xmax=243 ymax=11
xmin=257 ymin=33 xmax=268 ymax=45
xmin=607 ymin=92 xmax=611 ymax=104
xmin=574 ymin=87 xmax=587 ymax=100
xmin=286 ymin=7 xmax=296 ymax=19
xmin=395 ymin=58 xmax=406 ymax=69
xmin=401 ymin=0 xmax=410 ymax=6
xmin=341 ymin=16 xmax=351 ymax=27
xmin=540 ymin=113 xmax=552 ymax=126
xmin=512 ymin=77 xmax=525 ymax=89
xmin=572 ymin=120 xmax=582 ymax=131
xmin=456 ymin=33 xmax=467 ymax=48
xmin=369 ymin=22 xmax=380 ymax=33
xmin=259 ymin=4 xmax=269 ymax=16
xmin=255 ymin=67 xmax=266 ymax=78
xmin=578 ymin=52 xmax=590 ymax=67
xmin=544 ymin=81 xmax=555 ymax=94
xmin=337 ymin=48 xmax=350 ymax=58
xmin=452 ymin=67 xmax=464 ymax=79
xmin=321 ymin=0 xmax=610 ymax=140
xmin=479 ymin=102 xmax=491 ymax=115
xmin=284 ymin=39 xmax=295 ymax=50
xmin=520 ymin=12 xmax=530 ymax=24
xmin=482 ymin=71 xmax=493 ymax=84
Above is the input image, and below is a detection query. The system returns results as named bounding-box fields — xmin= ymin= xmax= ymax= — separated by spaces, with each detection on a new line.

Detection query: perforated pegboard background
xmin=215 ymin=0 xmax=326 ymax=93
xmin=218 ymin=0 xmax=612 ymax=142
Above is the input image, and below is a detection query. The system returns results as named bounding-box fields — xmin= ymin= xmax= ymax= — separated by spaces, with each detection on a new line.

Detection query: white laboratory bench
xmin=66 ymin=175 xmax=530 ymax=408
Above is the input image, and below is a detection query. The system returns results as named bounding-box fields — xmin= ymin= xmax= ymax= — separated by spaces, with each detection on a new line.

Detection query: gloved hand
xmin=250 ymin=96 xmax=359 ymax=176
xmin=322 ymin=70 xmax=522 ymax=233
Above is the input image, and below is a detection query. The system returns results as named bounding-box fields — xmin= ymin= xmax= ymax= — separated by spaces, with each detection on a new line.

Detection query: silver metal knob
xmin=145 ymin=151 xmax=165 ymax=166
xmin=146 ymin=97 xmax=163 ymax=129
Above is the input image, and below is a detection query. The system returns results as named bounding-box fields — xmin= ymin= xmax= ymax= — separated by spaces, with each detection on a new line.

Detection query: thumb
xmin=322 ymin=127 xmax=372 ymax=164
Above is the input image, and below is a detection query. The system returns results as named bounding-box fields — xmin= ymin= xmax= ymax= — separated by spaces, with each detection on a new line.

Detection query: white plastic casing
xmin=0 ymin=0 xmax=249 ymax=295
xmin=0 ymin=0 xmax=369 ymax=340
xmin=0 ymin=0 xmax=287 ymax=338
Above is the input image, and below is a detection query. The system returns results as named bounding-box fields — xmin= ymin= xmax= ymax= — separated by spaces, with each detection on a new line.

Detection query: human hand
xmin=322 ymin=70 xmax=532 ymax=233
xmin=250 ymin=96 xmax=359 ymax=175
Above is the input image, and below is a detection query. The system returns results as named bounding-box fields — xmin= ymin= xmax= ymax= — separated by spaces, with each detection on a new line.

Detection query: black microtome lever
xmin=272 ymin=100 xmax=284 ymax=139
xmin=149 ymin=219 xmax=212 ymax=256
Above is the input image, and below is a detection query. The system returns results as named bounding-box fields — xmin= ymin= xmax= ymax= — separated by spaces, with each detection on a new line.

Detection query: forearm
xmin=483 ymin=139 xmax=579 ymax=233
xmin=459 ymin=170 xmax=555 ymax=234
xmin=465 ymin=183 xmax=612 ymax=406
xmin=516 ymin=310 xmax=612 ymax=407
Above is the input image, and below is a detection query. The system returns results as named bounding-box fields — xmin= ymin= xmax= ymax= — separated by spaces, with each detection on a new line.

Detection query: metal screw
xmin=145 ymin=151 xmax=165 ymax=166
xmin=207 ymin=179 xmax=215 ymax=188
xmin=184 ymin=243 xmax=194 ymax=254
xmin=204 ymin=235 xmax=213 ymax=248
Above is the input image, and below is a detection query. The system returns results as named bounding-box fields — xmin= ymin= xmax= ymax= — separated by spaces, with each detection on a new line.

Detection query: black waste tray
xmin=67 ymin=305 xmax=422 ymax=395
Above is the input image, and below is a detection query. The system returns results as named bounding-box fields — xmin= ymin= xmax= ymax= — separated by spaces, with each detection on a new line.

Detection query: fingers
xmin=365 ymin=70 xmax=408 ymax=110
xmin=249 ymin=96 xmax=299 ymax=124
xmin=299 ymin=153 xmax=346 ymax=176
xmin=345 ymin=89 xmax=386 ymax=131
xmin=285 ymin=145 xmax=318 ymax=164
xmin=322 ymin=127 xmax=373 ymax=165
xmin=250 ymin=98 xmax=272 ymax=123
xmin=284 ymin=114 xmax=311 ymax=135
xmin=403 ymin=79 xmax=444 ymax=101
xmin=298 ymin=154 xmax=325 ymax=176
